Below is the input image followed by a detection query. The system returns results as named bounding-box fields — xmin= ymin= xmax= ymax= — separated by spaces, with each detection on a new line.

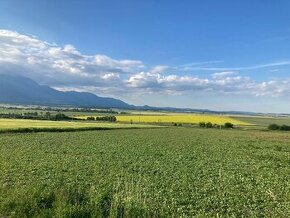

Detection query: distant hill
xmin=0 ymin=74 xmax=276 ymax=115
xmin=0 ymin=74 xmax=133 ymax=108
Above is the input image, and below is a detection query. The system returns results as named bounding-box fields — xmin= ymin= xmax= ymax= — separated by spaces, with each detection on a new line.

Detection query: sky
xmin=1 ymin=0 xmax=290 ymax=113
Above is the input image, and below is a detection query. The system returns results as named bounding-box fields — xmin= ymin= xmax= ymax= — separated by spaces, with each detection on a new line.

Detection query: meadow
xmin=232 ymin=115 xmax=290 ymax=127
xmin=0 ymin=128 xmax=289 ymax=217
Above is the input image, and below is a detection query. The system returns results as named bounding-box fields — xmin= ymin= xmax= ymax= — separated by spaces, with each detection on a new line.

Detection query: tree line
xmin=268 ymin=124 xmax=290 ymax=131
xmin=86 ymin=116 xmax=117 ymax=122
xmin=0 ymin=106 xmax=119 ymax=114
xmin=0 ymin=112 xmax=75 ymax=121
xmin=199 ymin=122 xmax=234 ymax=129
xmin=172 ymin=122 xmax=234 ymax=129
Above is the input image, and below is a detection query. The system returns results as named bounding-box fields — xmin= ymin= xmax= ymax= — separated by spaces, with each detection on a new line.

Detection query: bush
xmin=199 ymin=122 xmax=206 ymax=128
xmin=279 ymin=125 xmax=290 ymax=131
xmin=54 ymin=113 xmax=71 ymax=121
xmin=224 ymin=122 xmax=234 ymax=129
xmin=205 ymin=122 xmax=213 ymax=128
xmin=86 ymin=117 xmax=95 ymax=121
xmin=268 ymin=124 xmax=280 ymax=130
xmin=96 ymin=116 xmax=117 ymax=122
xmin=268 ymin=123 xmax=290 ymax=131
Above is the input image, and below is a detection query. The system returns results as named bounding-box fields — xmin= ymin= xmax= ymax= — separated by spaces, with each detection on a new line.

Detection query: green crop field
xmin=0 ymin=128 xmax=289 ymax=217
xmin=233 ymin=116 xmax=290 ymax=127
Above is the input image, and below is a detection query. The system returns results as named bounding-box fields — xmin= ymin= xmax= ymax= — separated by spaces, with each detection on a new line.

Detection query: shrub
xmin=205 ymin=122 xmax=213 ymax=128
xmin=54 ymin=113 xmax=71 ymax=121
xmin=279 ymin=125 xmax=290 ymax=131
xmin=96 ymin=116 xmax=117 ymax=122
xmin=268 ymin=124 xmax=290 ymax=131
xmin=86 ymin=117 xmax=95 ymax=121
xmin=199 ymin=122 xmax=206 ymax=128
xmin=224 ymin=122 xmax=234 ymax=129
xmin=268 ymin=124 xmax=280 ymax=130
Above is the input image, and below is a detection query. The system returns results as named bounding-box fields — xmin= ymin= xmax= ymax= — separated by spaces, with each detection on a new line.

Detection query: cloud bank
xmin=1 ymin=29 xmax=290 ymax=99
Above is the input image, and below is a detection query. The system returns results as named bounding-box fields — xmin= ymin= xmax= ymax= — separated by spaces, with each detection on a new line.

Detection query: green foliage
xmin=86 ymin=116 xmax=96 ymax=121
xmin=0 ymin=128 xmax=289 ymax=217
xmin=268 ymin=123 xmax=290 ymax=131
xmin=199 ymin=122 xmax=234 ymax=129
xmin=54 ymin=113 xmax=71 ymax=121
xmin=0 ymin=112 xmax=73 ymax=121
xmin=205 ymin=122 xmax=213 ymax=128
xmin=224 ymin=122 xmax=234 ymax=129
xmin=199 ymin=122 xmax=206 ymax=127
xmin=279 ymin=125 xmax=290 ymax=131
xmin=96 ymin=116 xmax=117 ymax=122
xmin=268 ymin=123 xmax=280 ymax=130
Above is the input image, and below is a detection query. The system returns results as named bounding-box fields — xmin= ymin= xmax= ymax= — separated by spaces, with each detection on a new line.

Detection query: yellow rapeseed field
xmin=116 ymin=115 xmax=250 ymax=125
xmin=76 ymin=114 xmax=251 ymax=125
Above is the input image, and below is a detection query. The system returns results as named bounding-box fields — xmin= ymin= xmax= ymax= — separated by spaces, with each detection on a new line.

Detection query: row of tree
xmin=86 ymin=116 xmax=117 ymax=122
xmin=172 ymin=122 xmax=234 ymax=129
xmin=268 ymin=124 xmax=290 ymax=131
xmin=0 ymin=112 xmax=74 ymax=121
xmin=1 ymin=106 xmax=119 ymax=114
xmin=199 ymin=122 xmax=234 ymax=129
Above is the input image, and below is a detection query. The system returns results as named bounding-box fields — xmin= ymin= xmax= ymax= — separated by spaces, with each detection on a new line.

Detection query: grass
xmin=0 ymin=119 xmax=159 ymax=133
xmin=233 ymin=115 xmax=290 ymax=126
xmin=0 ymin=128 xmax=289 ymax=217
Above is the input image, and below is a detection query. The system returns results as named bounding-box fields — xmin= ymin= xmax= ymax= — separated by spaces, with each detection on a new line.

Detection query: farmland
xmin=0 ymin=128 xmax=289 ymax=217
xmin=76 ymin=114 xmax=251 ymax=126
xmin=0 ymin=119 xmax=158 ymax=132
xmin=232 ymin=115 xmax=290 ymax=127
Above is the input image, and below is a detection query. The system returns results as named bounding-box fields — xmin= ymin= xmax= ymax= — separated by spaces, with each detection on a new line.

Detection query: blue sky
xmin=1 ymin=0 xmax=290 ymax=113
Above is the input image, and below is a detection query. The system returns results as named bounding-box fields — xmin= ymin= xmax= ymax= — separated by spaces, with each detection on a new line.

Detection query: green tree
xmin=224 ymin=122 xmax=234 ymax=129
xmin=268 ymin=124 xmax=280 ymax=130
xmin=199 ymin=122 xmax=206 ymax=128
xmin=205 ymin=122 xmax=213 ymax=128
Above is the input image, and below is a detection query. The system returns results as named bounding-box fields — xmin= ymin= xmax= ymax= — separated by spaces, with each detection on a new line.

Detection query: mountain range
xmin=0 ymin=74 xmax=133 ymax=108
xmin=0 ymin=74 xmax=273 ymax=115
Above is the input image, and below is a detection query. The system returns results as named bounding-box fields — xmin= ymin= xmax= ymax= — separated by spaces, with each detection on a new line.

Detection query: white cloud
xmin=1 ymin=29 xmax=290 ymax=99
xmin=211 ymin=71 xmax=237 ymax=79
xmin=101 ymin=73 xmax=120 ymax=80
xmin=0 ymin=29 xmax=143 ymax=86
xmin=180 ymin=61 xmax=290 ymax=72
xmin=149 ymin=65 xmax=169 ymax=74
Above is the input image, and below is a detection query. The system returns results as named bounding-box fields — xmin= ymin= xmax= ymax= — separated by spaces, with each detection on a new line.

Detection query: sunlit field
xmin=0 ymin=128 xmax=289 ymax=217
xmin=76 ymin=114 xmax=251 ymax=125
xmin=0 ymin=119 xmax=157 ymax=131
xmin=116 ymin=115 xmax=251 ymax=125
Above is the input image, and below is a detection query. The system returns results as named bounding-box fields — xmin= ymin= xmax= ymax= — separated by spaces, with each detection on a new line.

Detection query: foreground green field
xmin=0 ymin=119 xmax=157 ymax=132
xmin=0 ymin=128 xmax=289 ymax=217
